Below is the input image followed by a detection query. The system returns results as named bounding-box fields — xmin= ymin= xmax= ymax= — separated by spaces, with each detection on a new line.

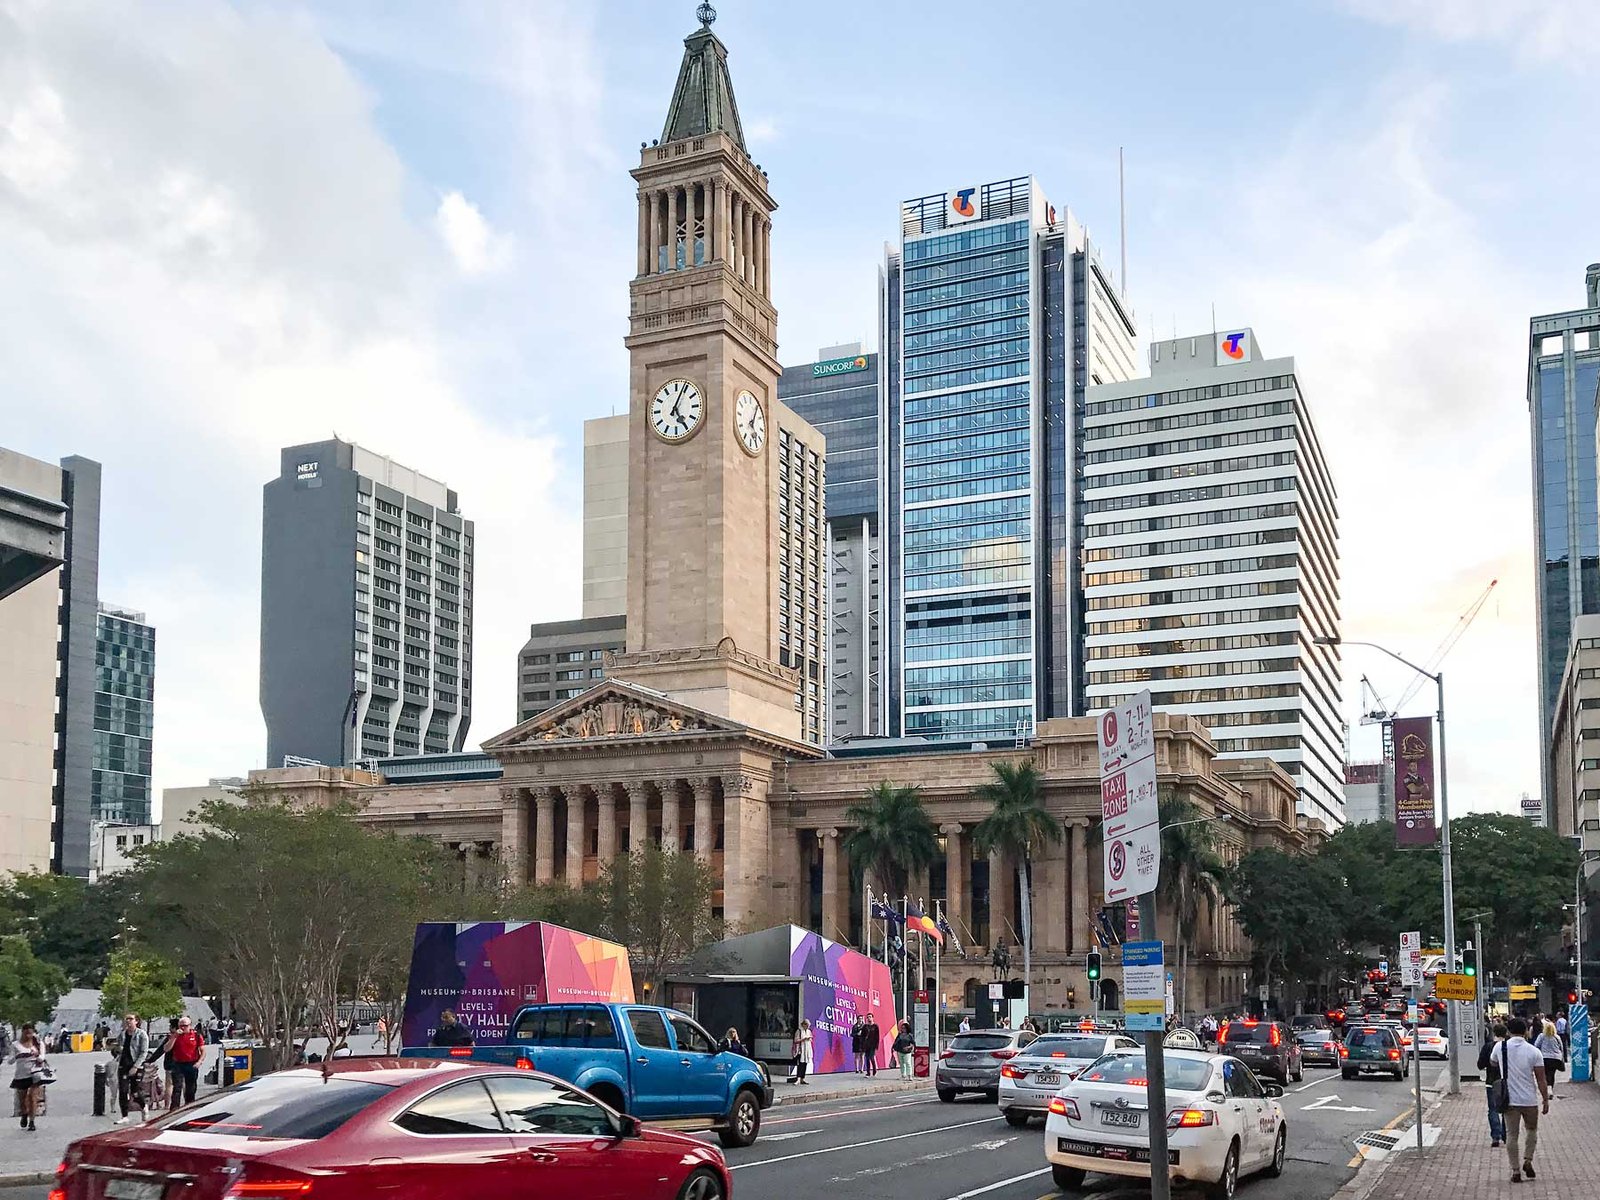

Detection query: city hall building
xmin=252 ymin=13 xmax=1320 ymax=1014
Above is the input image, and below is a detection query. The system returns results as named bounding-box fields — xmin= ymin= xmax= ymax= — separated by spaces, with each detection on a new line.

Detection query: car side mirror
xmin=1262 ymin=1084 xmax=1284 ymax=1098
xmin=614 ymin=1113 xmax=642 ymax=1138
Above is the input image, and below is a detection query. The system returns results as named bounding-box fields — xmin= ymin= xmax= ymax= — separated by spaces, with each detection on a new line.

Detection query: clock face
xmin=735 ymin=390 xmax=767 ymax=455
xmin=650 ymin=378 xmax=703 ymax=442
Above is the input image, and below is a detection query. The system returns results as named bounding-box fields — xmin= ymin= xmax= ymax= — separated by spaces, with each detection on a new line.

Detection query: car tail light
xmin=1048 ymin=1097 xmax=1080 ymax=1120
xmin=938 ymin=1050 xmax=954 ymax=1059
xmin=1049 ymin=1051 xmax=1068 ymax=1058
xmin=1167 ymin=1108 xmax=1216 ymax=1129
xmin=990 ymin=1049 xmax=1018 ymax=1060
xmin=1338 ymin=1045 xmax=1349 ymax=1058
xmin=225 ymin=1167 xmax=316 ymax=1197
xmin=1388 ymin=1048 xmax=1401 ymax=1061
xmin=1125 ymin=1078 xmax=1149 ymax=1086
xmin=448 ymin=1046 xmax=473 ymax=1057
xmin=1325 ymin=1042 xmax=1336 ymax=1051
xmin=1269 ymin=1025 xmax=1281 ymax=1047
xmin=1000 ymin=1064 xmax=1022 ymax=1079
xmin=515 ymin=1057 xmax=533 ymax=1071
xmin=1217 ymin=1026 xmax=1228 ymax=1046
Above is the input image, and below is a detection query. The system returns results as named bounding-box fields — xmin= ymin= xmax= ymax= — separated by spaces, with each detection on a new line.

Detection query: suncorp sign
xmin=812 ymin=354 xmax=869 ymax=378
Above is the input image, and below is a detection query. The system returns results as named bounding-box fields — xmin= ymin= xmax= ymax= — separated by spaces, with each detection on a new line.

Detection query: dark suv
xmin=1219 ymin=1019 xmax=1302 ymax=1084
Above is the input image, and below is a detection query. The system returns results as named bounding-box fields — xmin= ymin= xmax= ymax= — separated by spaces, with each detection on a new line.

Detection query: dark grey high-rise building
xmin=93 ymin=603 xmax=155 ymax=826
xmin=261 ymin=440 xmax=474 ymax=767
xmin=1532 ymin=265 xmax=1600 ymax=799
xmin=779 ymin=344 xmax=881 ymax=739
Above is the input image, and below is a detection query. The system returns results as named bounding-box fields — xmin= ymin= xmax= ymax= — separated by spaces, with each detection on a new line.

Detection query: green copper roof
xmin=661 ymin=24 xmax=746 ymax=151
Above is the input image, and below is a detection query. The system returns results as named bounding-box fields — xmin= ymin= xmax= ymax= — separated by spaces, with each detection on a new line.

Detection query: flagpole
xmin=934 ymin=900 xmax=943 ymax=1056
xmin=864 ymin=884 xmax=872 ymax=961
xmin=902 ymin=895 xmax=909 ymax=1024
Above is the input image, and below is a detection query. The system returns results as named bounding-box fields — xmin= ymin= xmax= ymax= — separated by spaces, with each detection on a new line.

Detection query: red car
xmin=52 ymin=1058 xmax=730 ymax=1200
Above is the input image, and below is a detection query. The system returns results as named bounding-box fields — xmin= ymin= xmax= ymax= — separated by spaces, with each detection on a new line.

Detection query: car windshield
xmin=1079 ymin=1055 xmax=1213 ymax=1091
xmin=1295 ymin=1031 xmax=1332 ymax=1043
xmin=1347 ymin=1029 xmax=1396 ymax=1049
xmin=159 ymin=1073 xmax=393 ymax=1139
xmin=1223 ymin=1023 xmax=1276 ymax=1045
xmin=950 ymin=1034 xmax=1012 ymax=1051
xmin=1021 ymin=1037 xmax=1103 ymax=1059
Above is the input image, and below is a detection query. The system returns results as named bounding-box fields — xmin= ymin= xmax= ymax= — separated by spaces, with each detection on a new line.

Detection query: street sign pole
xmin=1137 ymin=895 xmax=1171 ymax=1200
xmin=1413 ymin=984 xmax=1423 ymax=1151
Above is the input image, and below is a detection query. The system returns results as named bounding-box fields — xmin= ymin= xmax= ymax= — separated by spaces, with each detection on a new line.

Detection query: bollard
xmin=93 ymin=1062 xmax=108 ymax=1116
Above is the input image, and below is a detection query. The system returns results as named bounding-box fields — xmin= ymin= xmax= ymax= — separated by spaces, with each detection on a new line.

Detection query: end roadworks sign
xmin=1433 ymin=972 xmax=1477 ymax=1002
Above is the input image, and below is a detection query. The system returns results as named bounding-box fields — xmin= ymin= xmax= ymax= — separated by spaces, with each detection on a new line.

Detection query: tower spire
xmin=661 ymin=6 xmax=746 ymax=150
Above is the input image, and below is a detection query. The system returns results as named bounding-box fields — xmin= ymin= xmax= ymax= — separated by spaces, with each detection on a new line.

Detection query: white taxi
xmin=998 ymin=1031 xmax=1142 ymax=1125
xmin=1043 ymin=1049 xmax=1287 ymax=1199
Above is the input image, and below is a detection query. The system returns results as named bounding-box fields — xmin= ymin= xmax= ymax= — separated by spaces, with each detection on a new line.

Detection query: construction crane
xmin=1390 ymin=578 xmax=1499 ymax=713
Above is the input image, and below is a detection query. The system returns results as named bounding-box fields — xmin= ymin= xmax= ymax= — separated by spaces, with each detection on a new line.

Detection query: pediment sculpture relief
xmin=532 ymin=695 xmax=717 ymax=742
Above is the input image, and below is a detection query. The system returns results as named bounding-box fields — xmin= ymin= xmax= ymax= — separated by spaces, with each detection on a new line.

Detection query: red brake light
xmin=1050 ymin=1051 xmax=1068 ymax=1058
xmin=938 ymin=1050 xmax=954 ymax=1059
xmin=1269 ymin=1025 xmax=1281 ymax=1046
xmin=1125 ymin=1078 xmax=1149 ymax=1086
xmin=225 ymin=1178 xmax=314 ymax=1198
xmin=514 ymin=1057 xmax=533 ymax=1071
xmin=1049 ymin=1096 xmax=1080 ymax=1119
xmin=1388 ymin=1048 xmax=1401 ymax=1061
xmin=1325 ymin=1042 xmax=1336 ymax=1051
xmin=1242 ymin=1019 xmax=1259 ymax=1026
xmin=47 ymin=1192 xmax=65 ymax=1200
xmin=1338 ymin=1045 xmax=1349 ymax=1058
xmin=1000 ymin=1064 xmax=1021 ymax=1078
xmin=448 ymin=1046 xmax=473 ymax=1057
xmin=991 ymin=1049 xmax=1017 ymax=1060
xmin=1167 ymin=1107 xmax=1217 ymax=1129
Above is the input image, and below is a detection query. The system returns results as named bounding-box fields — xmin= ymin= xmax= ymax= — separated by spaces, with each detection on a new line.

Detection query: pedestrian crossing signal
xmin=1087 ymin=951 xmax=1102 ymax=981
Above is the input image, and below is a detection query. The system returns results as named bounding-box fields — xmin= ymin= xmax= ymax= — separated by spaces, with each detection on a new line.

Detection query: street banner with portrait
xmin=1392 ymin=716 xmax=1439 ymax=848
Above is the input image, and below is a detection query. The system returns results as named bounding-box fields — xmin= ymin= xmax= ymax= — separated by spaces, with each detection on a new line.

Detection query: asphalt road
xmin=3 ymin=1063 xmax=1451 ymax=1200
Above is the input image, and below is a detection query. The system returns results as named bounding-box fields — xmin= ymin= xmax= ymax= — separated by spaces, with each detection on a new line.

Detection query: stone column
xmin=820 ymin=828 xmax=841 ymax=942
xmin=941 ymin=823 xmax=965 ymax=938
xmin=660 ymin=779 xmax=681 ymax=852
xmin=534 ymin=786 xmax=557 ymax=885
xmin=596 ymin=783 xmax=618 ymax=864
xmin=1069 ymin=820 xmax=1090 ymax=954
xmin=709 ymin=180 xmax=722 ymax=262
xmin=744 ymin=205 xmax=756 ymax=286
xmin=647 ymin=189 xmax=661 ymax=275
xmin=499 ymin=786 xmax=529 ymax=887
xmin=721 ymin=772 xmax=770 ymax=927
xmin=565 ymin=788 xmax=587 ymax=888
xmin=757 ymin=217 xmax=769 ymax=295
xmin=636 ymin=192 xmax=649 ymax=275
xmin=627 ymin=781 xmax=650 ymax=854
xmin=692 ymin=777 xmax=716 ymax=862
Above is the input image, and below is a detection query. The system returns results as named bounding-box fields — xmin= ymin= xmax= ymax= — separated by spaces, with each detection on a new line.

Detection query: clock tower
xmin=611 ymin=7 xmax=803 ymax=741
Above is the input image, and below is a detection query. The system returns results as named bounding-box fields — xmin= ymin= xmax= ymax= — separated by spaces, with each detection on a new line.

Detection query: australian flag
xmin=936 ymin=913 xmax=963 ymax=954
xmin=871 ymin=900 xmax=904 ymax=925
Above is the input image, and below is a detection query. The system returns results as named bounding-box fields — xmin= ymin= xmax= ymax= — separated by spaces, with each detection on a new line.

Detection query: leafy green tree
xmin=1156 ymin=795 xmax=1229 ymax=1019
xmin=843 ymin=782 xmax=940 ymax=901
xmin=1230 ymin=848 xmax=1345 ymax=1010
xmin=971 ymin=762 xmax=1060 ymax=1002
xmin=99 ymin=946 xmax=183 ymax=1022
xmin=0 ymin=870 xmax=135 ymax=985
xmin=0 ymin=935 xmax=70 ymax=1028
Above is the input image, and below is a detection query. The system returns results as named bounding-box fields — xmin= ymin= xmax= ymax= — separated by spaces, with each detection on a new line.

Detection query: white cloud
xmin=745 ymin=116 xmax=780 ymax=145
xmin=435 ymin=190 xmax=513 ymax=276
xmin=1340 ymin=0 xmax=1600 ymax=63
xmin=0 ymin=0 xmax=584 ymax=794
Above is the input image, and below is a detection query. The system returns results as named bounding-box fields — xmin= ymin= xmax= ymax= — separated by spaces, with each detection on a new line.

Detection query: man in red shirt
xmin=165 ymin=1017 xmax=205 ymax=1110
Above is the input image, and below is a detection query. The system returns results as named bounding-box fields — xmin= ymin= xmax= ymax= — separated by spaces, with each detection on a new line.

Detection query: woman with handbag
xmin=1534 ymin=1018 xmax=1566 ymax=1100
xmin=8 ymin=1023 xmax=49 ymax=1132
xmin=789 ymin=1020 xmax=813 ymax=1085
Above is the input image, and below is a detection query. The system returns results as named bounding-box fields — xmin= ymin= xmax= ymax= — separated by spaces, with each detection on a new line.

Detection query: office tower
xmin=1550 ymin=612 xmax=1600 ymax=846
xmin=1080 ymin=329 xmax=1344 ymax=825
xmin=92 ymin=603 xmax=156 ymax=826
xmin=779 ymin=344 xmax=879 ymax=740
xmin=517 ymin=615 xmax=628 ymax=722
xmin=261 ymin=440 xmax=474 ymax=766
xmin=879 ymin=179 xmax=1137 ymax=742
xmin=1342 ymin=762 xmax=1388 ymax=825
xmin=0 ymin=448 xmax=104 ymax=876
xmin=1532 ymin=265 xmax=1600 ymax=795
xmin=582 ymin=414 xmax=629 ymax=620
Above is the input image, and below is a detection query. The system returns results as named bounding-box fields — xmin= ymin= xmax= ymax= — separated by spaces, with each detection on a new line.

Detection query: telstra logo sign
xmin=948 ymin=186 xmax=981 ymax=224
xmin=1216 ymin=330 xmax=1252 ymax=364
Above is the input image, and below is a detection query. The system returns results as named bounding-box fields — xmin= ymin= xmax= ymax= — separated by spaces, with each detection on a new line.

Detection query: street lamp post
xmin=1316 ymin=635 xmax=1459 ymax=1096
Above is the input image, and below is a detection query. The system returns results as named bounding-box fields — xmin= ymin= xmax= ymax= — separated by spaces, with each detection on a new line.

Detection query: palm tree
xmin=1157 ymin=793 xmax=1230 ymax=1023
xmin=971 ymin=761 xmax=1061 ymax=1007
xmin=842 ymin=782 xmax=940 ymax=902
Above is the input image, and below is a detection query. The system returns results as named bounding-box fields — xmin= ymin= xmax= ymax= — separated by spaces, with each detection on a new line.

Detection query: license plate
xmin=106 ymin=1180 xmax=164 ymax=1200
xmin=1101 ymin=1109 xmax=1141 ymax=1128
xmin=1033 ymin=1072 xmax=1059 ymax=1086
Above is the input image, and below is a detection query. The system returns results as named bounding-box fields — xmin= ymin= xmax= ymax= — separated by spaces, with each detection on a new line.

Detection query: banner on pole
xmin=1392 ymin=716 xmax=1439 ymax=847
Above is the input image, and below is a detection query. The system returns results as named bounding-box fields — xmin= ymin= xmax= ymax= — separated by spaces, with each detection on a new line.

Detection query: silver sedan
xmin=997 ymin=1032 xmax=1142 ymax=1126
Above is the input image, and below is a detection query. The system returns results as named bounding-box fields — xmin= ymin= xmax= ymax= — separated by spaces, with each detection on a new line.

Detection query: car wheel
xmin=1292 ymin=1063 xmax=1304 ymax=1082
xmin=1265 ymin=1126 xmax=1287 ymax=1178
xmin=1003 ymin=1109 xmax=1031 ymax=1128
xmin=677 ymin=1167 xmax=726 ymax=1200
xmin=1341 ymin=1069 xmax=1354 ymax=1081
xmin=937 ymin=1087 xmax=957 ymax=1102
xmin=716 ymin=1089 xmax=761 ymax=1149
xmin=1052 ymin=1164 xmax=1086 ymax=1192
xmin=1206 ymin=1142 xmax=1239 ymax=1200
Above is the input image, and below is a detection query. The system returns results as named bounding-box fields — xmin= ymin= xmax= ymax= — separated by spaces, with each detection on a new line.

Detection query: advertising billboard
xmin=789 ymin=928 xmax=896 ymax=1072
xmin=401 ymin=921 xmax=633 ymax=1047
xmin=1393 ymin=716 xmax=1439 ymax=847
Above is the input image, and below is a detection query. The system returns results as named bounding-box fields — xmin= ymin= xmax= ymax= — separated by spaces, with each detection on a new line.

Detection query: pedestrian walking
xmin=789 ymin=1021 xmax=812 ymax=1085
xmin=1497 ymin=1016 xmax=1550 ymax=1184
xmin=1555 ymin=1008 xmax=1570 ymax=1058
xmin=892 ymin=1021 xmax=916 ymax=1079
xmin=1479 ymin=1022 xmax=1507 ymax=1147
xmin=862 ymin=1015 xmax=881 ymax=1077
xmin=958 ymin=1016 xmax=971 ymax=1034
xmin=719 ymin=1027 xmax=748 ymax=1057
xmin=428 ymin=1010 xmax=473 ymax=1047
xmin=850 ymin=1017 xmax=865 ymax=1074
xmin=113 ymin=1012 xmax=150 ymax=1124
xmin=8 ymin=1023 xmax=49 ymax=1133
xmin=1534 ymin=1018 xmax=1566 ymax=1100
xmin=163 ymin=1016 xmax=205 ymax=1110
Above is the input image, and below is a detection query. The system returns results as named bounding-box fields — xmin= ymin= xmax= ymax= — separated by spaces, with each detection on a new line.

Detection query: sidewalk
xmin=1358 ymin=1078 xmax=1600 ymax=1199
xmin=770 ymin=1069 xmax=931 ymax=1104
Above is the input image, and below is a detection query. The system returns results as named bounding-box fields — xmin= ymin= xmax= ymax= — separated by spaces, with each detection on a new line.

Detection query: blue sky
xmin=2 ymin=0 xmax=1595 ymax=814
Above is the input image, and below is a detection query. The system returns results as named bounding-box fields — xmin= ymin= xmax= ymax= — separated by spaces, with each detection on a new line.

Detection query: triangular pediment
xmin=482 ymin=679 xmax=743 ymax=752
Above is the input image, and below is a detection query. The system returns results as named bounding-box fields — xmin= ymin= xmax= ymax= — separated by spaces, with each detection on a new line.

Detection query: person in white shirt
xmin=958 ymin=1017 xmax=971 ymax=1035
xmin=1498 ymin=1017 xmax=1550 ymax=1184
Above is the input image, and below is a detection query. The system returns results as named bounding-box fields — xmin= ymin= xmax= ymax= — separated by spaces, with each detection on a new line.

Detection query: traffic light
xmin=1461 ymin=946 xmax=1477 ymax=978
xmin=1570 ymin=991 xmax=1580 ymax=1006
xmin=1087 ymin=951 xmax=1102 ymax=982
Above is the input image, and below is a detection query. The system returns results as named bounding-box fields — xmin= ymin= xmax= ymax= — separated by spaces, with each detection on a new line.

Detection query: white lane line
xmin=728 ymin=1114 xmax=1003 ymax=1170
xmin=940 ymin=1166 xmax=1053 ymax=1199
xmin=1294 ymin=1072 xmax=1340 ymax=1092
xmin=764 ymin=1096 xmax=939 ymax=1125
xmin=762 ymin=1130 xmax=822 ymax=1142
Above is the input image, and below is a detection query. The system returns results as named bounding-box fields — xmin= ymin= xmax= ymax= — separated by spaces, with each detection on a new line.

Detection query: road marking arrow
xmin=1301 ymin=1094 xmax=1373 ymax=1113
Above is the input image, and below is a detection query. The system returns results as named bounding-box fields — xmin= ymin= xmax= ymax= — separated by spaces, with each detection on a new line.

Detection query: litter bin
xmin=223 ymin=1048 xmax=253 ymax=1086
xmin=71 ymin=1032 xmax=94 ymax=1053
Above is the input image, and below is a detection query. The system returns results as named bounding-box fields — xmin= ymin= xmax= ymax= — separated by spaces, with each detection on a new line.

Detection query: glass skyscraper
xmin=1532 ymin=264 xmax=1600 ymax=787
xmin=92 ymin=603 xmax=155 ymax=826
xmin=879 ymin=177 xmax=1137 ymax=741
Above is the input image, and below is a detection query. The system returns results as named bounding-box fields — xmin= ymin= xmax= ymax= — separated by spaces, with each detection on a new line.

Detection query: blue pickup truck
xmin=402 ymin=1002 xmax=774 ymax=1147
